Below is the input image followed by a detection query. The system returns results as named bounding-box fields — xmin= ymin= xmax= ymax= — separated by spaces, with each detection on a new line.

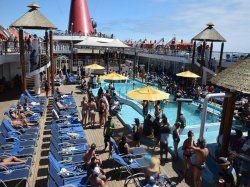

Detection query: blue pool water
xmin=112 ymin=80 xmax=220 ymax=126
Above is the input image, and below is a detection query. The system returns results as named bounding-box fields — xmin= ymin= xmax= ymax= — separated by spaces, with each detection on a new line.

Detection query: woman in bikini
xmin=81 ymin=96 xmax=89 ymax=128
xmin=89 ymin=98 xmax=97 ymax=128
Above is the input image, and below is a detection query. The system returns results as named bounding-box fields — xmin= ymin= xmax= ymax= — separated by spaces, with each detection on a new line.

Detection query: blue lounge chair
xmin=0 ymin=157 xmax=32 ymax=172
xmin=0 ymin=168 xmax=30 ymax=187
xmin=48 ymin=152 xmax=87 ymax=186
xmin=110 ymin=137 xmax=147 ymax=157
xmin=19 ymin=94 xmax=45 ymax=114
xmin=4 ymin=109 xmax=41 ymax=123
xmin=51 ymin=129 xmax=86 ymax=140
xmin=0 ymin=140 xmax=35 ymax=158
xmin=0 ymin=134 xmax=36 ymax=148
xmin=51 ymin=135 xmax=88 ymax=146
xmin=51 ymin=124 xmax=85 ymax=134
xmin=111 ymin=153 xmax=150 ymax=180
xmin=50 ymin=145 xmax=84 ymax=164
xmin=24 ymin=89 xmax=46 ymax=102
xmin=1 ymin=120 xmax=39 ymax=141
xmin=1 ymin=119 xmax=39 ymax=135
xmin=53 ymin=103 xmax=78 ymax=116
xmin=51 ymin=142 xmax=88 ymax=156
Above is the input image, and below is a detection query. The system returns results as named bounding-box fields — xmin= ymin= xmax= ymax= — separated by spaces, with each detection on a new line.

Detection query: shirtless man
xmin=80 ymin=96 xmax=88 ymax=127
xmin=0 ymin=156 xmax=26 ymax=166
xmin=154 ymin=101 xmax=162 ymax=118
xmin=83 ymin=144 xmax=102 ymax=166
xmin=182 ymin=131 xmax=196 ymax=178
xmin=88 ymin=98 xmax=97 ymax=128
xmin=190 ymin=139 xmax=209 ymax=187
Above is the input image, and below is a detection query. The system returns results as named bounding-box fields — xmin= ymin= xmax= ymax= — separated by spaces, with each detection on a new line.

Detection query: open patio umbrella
xmin=126 ymin=86 xmax=170 ymax=101
xmin=100 ymin=72 xmax=128 ymax=81
xmin=84 ymin=63 xmax=105 ymax=70
xmin=176 ymin=70 xmax=200 ymax=78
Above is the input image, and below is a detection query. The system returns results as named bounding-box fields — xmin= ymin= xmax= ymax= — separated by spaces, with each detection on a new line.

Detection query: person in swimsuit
xmin=118 ymin=136 xmax=131 ymax=155
xmin=173 ymin=122 xmax=181 ymax=161
xmin=133 ymin=118 xmax=142 ymax=147
xmin=154 ymin=101 xmax=162 ymax=118
xmin=190 ymin=139 xmax=209 ymax=187
xmin=0 ymin=156 xmax=26 ymax=166
xmin=81 ymin=96 xmax=88 ymax=128
xmin=182 ymin=130 xmax=196 ymax=178
xmin=88 ymin=98 xmax=97 ymax=128
xmin=98 ymin=98 xmax=106 ymax=128
xmin=143 ymin=100 xmax=149 ymax=119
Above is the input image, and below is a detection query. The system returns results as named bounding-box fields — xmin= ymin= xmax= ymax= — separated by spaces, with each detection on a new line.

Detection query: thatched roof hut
xmin=210 ymin=56 xmax=250 ymax=94
xmin=10 ymin=3 xmax=56 ymax=30
xmin=192 ymin=22 xmax=226 ymax=42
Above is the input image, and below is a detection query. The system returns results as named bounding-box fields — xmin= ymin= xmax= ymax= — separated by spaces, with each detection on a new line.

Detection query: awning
xmin=75 ymin=37 xmax=130 ymax=48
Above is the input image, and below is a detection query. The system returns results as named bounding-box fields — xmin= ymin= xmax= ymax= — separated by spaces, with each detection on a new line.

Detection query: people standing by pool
xmin=81 ymin=96 xmax=88 ymax=128
xmin=143 ymin=114 xmax=153 ymax=136
xmin=159 ymin=117 xmax=171 ymax=163
xmin=182 ymin=131 xmax=196 ymax=178
xmin=88 ymin=97 xmax=97 ymax=128
xmin=189 ymin=139 xmax=209 ymax=187
xmin=153 ymin=117 xmax=161 ymax=150
xmin=143 ymin=100 xmax=149 ymax=119
xmin=154 ymin=101 xmax=162 ymax=118
xmin=179 ymin=112 xmax=186 ymax=128
xmin=103 ymin=116 xmax=115 ymax=152
xmin=173 ymin=122 xmax=181 ymax=161
xmin=133 ymin=118 xmax=142 ymax=147
xmin=104 ymin=90 xmax=111 ymax=104
xmin=98 ymin=98 xmax=106 ymax=128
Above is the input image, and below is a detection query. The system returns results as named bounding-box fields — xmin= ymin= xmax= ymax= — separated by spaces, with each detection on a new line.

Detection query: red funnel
xmin=68 ymin=0 xmax=94 ymax=35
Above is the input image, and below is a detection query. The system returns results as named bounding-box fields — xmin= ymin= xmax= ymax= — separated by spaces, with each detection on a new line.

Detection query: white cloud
xmin=100 ymin=0 xmax=250 ymax=52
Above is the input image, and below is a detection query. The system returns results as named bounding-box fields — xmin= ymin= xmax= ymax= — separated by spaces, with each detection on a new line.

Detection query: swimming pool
xmin=108 ymin=80 xmax=220 ymax=126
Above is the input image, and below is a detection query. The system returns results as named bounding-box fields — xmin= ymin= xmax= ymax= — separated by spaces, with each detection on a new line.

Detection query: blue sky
xmin=1 ymin=0 xmax=250 ymax=52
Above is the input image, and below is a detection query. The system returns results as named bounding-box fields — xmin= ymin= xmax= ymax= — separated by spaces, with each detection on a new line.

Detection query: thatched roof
xmin=192 ymin=23 xmax=226 ymax=42
xmin=210 ymin=56 xmax=250 ymax=94
xmin=10 ymin=4 xmax=57 ymax=30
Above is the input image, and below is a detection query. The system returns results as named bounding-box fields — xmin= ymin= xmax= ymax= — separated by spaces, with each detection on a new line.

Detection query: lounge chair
xmin=51 ymin=141 xmax=88 ymax=156
xmin=48 ymin=152 xmax=87 ymax=186
xmin=0 ymin=168 xmax=30 ymax=187
xmin=4 ymin=109 xmax=41 ymax=123
xmin=0 ymin=134 xmax=36 ymax=148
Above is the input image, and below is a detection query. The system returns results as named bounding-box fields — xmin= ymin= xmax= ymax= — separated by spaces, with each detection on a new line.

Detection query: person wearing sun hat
xmin=86 ymin=166 xmax=107 ymax=187
xmin=217 ymin=157 xmax=237 ymax=187
xmin=145 ymin=157 xmax=160 ymax=184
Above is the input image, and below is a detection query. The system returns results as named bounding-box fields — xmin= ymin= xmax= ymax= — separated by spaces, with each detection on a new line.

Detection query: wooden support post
xmin=19 ymin=29 xmax=26 ymax=92
xmin=199 ymin=41 xmax=206 ymax=81
xmin=49 ymin=30 xmax=55 ymax=95
xmin=176 ymin=101 xmax=182 ymax=122
xmin=118 ymin=51 xmax=121 ymax=74
xmin=208 ymin=42 xmax=213 ymax=68
xmin=218 ymin=42 xmax=224 ymax=73
xmin=220 ymin=92 xmax=236 ymax=157
xmin=106 ymin=51 xmax=109 ymax=73
xmin=45 ymin=30 xmax=50 ymax=85
xmin=191 ymin=41 xmax=196 ymax=72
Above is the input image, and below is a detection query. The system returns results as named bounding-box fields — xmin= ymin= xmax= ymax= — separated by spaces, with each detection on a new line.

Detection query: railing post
xmin=191 ymin=41 xmax=196 ymax=72
xmin=49 ymin=30 xmax=55 ymax=95
xmin=45 ymin=30 xmax=50 ymax=85
xmin=19 ymin=29 xmax=26 ymax=92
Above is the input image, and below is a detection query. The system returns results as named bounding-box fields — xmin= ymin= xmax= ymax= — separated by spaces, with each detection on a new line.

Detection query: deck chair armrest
xmin=4 ymin=137 xmax=18 ymax=142
xmin=8 ymin=131 xmax=22 ymax=135
xmin=1 ymin=144 xmax=14 ymax=150
xmin=0 ymin=153 xmax=11 ymax=157
xmin=0 ymin=164 xmax=9 ymax=171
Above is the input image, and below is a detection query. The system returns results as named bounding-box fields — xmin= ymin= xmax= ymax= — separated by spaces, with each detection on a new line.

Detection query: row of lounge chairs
xmin=0 ymin=90 xmax=46 ymax=187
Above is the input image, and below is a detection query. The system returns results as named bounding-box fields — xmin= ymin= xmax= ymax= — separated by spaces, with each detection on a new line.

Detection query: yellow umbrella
xmin=176 ymin=70 xmax=200 ymax=78
xmin=126 ymin=86 xmax=170 ymax=101
xmin=100 ymin=72 xmax=128 ymax=81
xmin=84 ymin=63 xmax=105 ymax=70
